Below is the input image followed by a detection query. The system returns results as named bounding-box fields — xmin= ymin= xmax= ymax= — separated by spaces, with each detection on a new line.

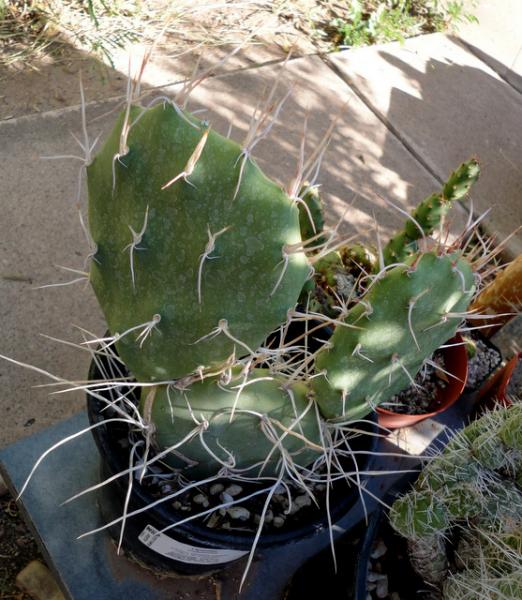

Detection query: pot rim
xmin=376 ymin=334 xmax=468 ymax=429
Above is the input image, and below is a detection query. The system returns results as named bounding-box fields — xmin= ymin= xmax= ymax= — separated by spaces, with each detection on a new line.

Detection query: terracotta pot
xmin=376 ymin=335 xmax=468 ymax=429
xmin=493 ymin=352 xmax=522 ymax=407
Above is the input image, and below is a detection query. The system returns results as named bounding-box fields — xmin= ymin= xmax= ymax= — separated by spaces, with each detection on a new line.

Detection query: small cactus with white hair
xmin=389 ymin=404 xmax=522 ymax=597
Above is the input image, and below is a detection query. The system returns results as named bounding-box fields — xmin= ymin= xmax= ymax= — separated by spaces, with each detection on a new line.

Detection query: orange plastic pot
xmin=376 ymin=335 xmax=468 ymax=429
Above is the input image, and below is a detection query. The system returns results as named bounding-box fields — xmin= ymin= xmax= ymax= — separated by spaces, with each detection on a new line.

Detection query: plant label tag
xmin=138 ymin=524 xmax=248 ymax=564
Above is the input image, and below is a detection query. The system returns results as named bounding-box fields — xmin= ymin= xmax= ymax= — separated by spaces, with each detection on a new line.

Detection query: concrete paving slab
xmin=329 ymin=33 xmax=522 ymax=258
xmin=0 ymin=53 xmax=448 ymax=447
xmin=458 ymin=0 xmax=522 ymax=93
xmin=185 ymin=55 xmax=460 ymax=237
xmin=0 ymin=42 xmax=291 ymax=121
xmin=0 ymin=102 xmax=112 ymax=448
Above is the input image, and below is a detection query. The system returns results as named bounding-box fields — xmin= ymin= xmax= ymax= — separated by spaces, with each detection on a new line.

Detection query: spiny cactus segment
xmin=144 ymin=369 xmax=321 ymax=479
xmin=299 ymin=159 xmax=479 ymax=320
xmin=87 ymin=103 xmax=309 ymax=382
xmin=382 ymin=158 xmax=480 ymax=266
xmin=85 ymin=90 xmax=479 ymax=485
xmin=312 ymin=251 xmax=475 ymax=420
xmin=340 ymin=243 xmax=378 ymax=274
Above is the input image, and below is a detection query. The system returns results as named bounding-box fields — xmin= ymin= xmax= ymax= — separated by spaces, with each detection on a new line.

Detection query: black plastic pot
xmin=354 ymin=508 xmax=428 ymax=599
xmin=354 ymin=509 xmax=382 ymax=600
xmin=87 ymin=352 xmax=379 ymax=575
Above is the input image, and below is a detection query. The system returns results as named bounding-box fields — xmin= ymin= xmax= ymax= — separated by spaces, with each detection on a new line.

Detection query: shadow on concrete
xmin=460 ymin=37 xmax=522 ymax=94
xmin=0 ymin=35 xmax=129 ymax=120
xmin=344 ymin=37 xmax=522 ymax=257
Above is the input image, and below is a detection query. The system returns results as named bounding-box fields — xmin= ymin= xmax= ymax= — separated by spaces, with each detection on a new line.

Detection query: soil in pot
xmin=463 ymin=332 xmax=502 ymax=392
xmin=376 ymin=336 xmax=468 ymax=428
xmin=380 ymin=350 xmax=449 ymax=416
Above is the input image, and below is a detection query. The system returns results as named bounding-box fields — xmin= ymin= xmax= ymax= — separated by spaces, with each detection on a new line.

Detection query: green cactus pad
xmin=498 ymin=405 xmax=522 ymax=451
xmin=444 ymin=482 xmax=485 ymax=519
xmin=382 ymin=159 xmax=480 ymax=266
xmin=471 ymin=431 xmax=507 ymax=471
xmin=341 ymin=243 xmax=378 ymax=273
xmin=312 ymin=251 xmax=474 ymax=420
xmin=313 ymin=251 xmax=344 ymax=288
xmin=87 ymin=104 xmax=309 ymax=381
xmin=143 ymin=369 xmax=322 ymax=479
xmin=418 ymin=452 xmax=480 ymax=492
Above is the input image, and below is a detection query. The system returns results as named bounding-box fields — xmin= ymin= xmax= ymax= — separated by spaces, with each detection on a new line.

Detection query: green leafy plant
xmin=327 ymin=1 xmax=478 ymax=49
xmin=444 ymin=1 xmax=479 ymax=30
xmin=331 ymin=1 xmax=420 ymax=47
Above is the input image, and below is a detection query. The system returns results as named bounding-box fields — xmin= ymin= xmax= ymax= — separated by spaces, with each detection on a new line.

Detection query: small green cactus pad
xmin=382 ymin=159 xmax=480 ymax=266
xmin=312 ymin=251 xmax=474 ymax=420
xmin=443 ymin=482 xmax=485 ymax=519
xmin=499 ymin=405 xmax=522 ymax=451
xmin=87 ymin=104 xmax=309 ymax=381
xmin=418 ymin=459 xmax=479 ymax=493
xmin=313 ymin=251 xmax=343 ymax=288
xmin=471 ymin=431 xmax=507 ymax=471
xmin=340 ymin=243 xmax=378 ymax=274
xmin=143 ymin=369 xmax=322 ymax=479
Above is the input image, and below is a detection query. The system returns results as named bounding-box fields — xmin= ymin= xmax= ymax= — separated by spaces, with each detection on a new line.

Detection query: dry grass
xmin=0 ymin=1 xmax=469 ymax=70
xmin=0 ymin=1 xmax=313 ymax=69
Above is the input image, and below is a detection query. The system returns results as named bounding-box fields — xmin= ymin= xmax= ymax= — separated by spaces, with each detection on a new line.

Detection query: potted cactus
xmin=7 ymin=64 xmax=494 ymax=589
xmin=73 ymin=77 xmax=482 ymax=576
xmin=387 ymin=403 xmax=522 ymax=598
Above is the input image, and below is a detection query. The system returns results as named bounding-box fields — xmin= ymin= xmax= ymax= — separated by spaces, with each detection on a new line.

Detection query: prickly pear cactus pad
xmin=87 ymin=104 xmax=309 ymax=381
xmin=312 ymin=251 xmax=475 ymax=420
xmin=143 ymin=369 xmax=322 ymax=479
xmin=382 ymin=159 xmax=480 ymax=266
